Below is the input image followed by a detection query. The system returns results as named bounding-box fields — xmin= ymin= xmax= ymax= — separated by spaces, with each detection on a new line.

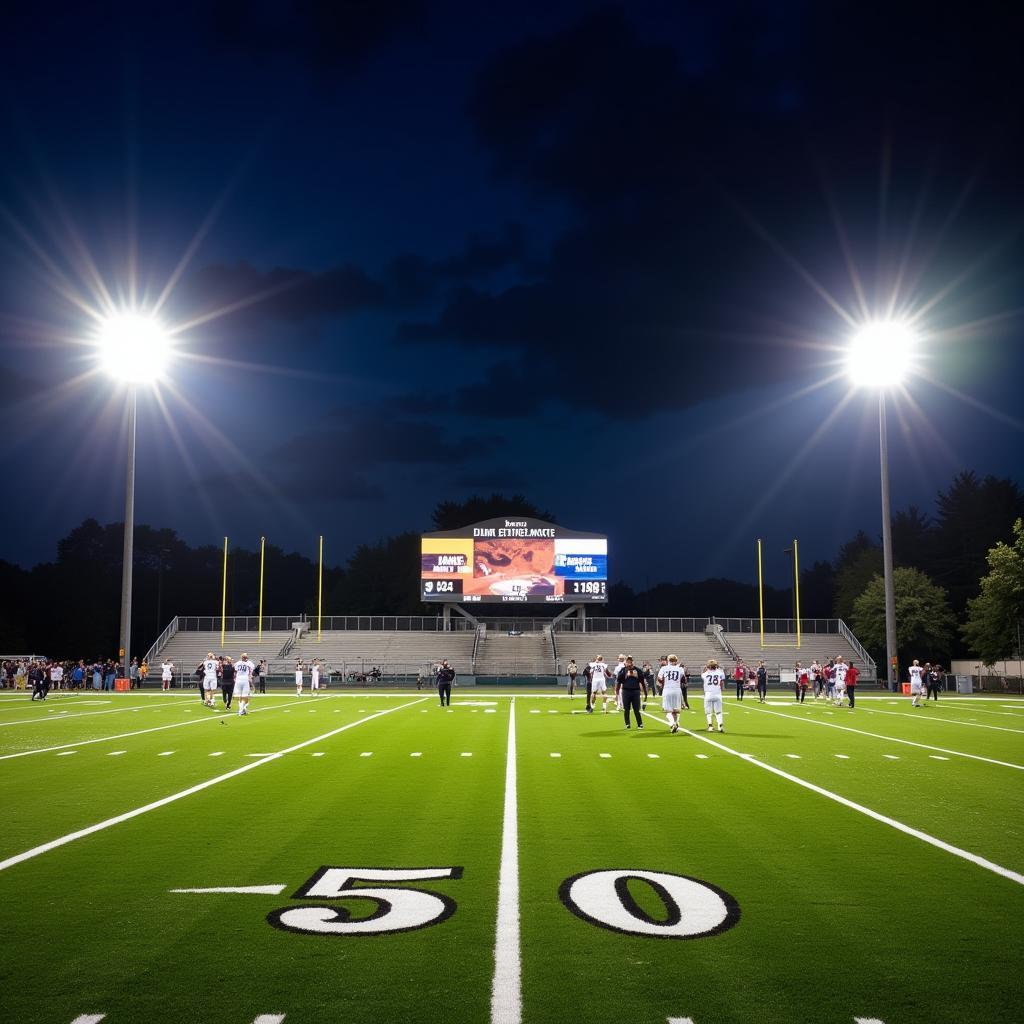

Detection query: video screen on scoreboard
xmin=420 ymin=517 xmax=608 ymax=603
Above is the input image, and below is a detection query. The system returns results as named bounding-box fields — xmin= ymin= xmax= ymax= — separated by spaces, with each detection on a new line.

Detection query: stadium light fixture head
xmin=846 ymin=320 xmax=916 ymax=388
xmin=96 ymin=312 xmax=171 ymax=384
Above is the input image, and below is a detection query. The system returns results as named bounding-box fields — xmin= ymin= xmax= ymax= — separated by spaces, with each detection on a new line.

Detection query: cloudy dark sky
xmin=1 ymin=0 xmax=1022 ymax=591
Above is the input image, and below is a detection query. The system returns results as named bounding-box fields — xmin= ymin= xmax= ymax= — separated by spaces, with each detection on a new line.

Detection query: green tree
xmin=851 ymin=567 xmax=957 ymax=668
xmin=962 ymin=519 xmax=1024 ymax=665
xmin=834 ymin=545 xmax=882 ymax=621
xmin=431 ymin=494 xmax=554 ymax=530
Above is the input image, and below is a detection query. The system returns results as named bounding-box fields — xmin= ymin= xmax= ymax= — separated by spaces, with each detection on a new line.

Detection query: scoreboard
xmin=420 ymin=517 xmax=608 ymax=604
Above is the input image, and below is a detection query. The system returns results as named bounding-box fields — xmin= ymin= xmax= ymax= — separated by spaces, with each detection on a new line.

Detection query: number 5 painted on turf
xmin=267 ymin=867 xmax=462 ymax=936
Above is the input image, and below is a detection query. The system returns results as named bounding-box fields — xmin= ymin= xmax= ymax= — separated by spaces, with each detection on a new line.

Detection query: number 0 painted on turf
xmin=558 ymin=870 xmax=740 ymax=939
xmin=267 ymin=867 xmax=462 ymax=936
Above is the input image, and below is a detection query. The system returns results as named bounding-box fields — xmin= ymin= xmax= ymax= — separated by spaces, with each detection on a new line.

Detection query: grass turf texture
xmin=0 ymin=691 xmax=1020 ymax=1023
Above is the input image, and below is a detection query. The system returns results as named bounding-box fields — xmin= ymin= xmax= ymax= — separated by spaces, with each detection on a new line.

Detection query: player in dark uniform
xmin=615 ymin=656 xmax=647 ymax=730
xmin=436 ymin=660 xmax=456 ymax=706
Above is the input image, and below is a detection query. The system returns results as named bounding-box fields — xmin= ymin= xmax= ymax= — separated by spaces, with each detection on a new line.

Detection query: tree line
xmin=0 ymin=475 xmax=1021 ymax=668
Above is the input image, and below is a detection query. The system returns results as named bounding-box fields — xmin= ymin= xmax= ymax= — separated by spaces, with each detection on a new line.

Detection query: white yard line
xmin=641 ymin=708 xmax=1024 ymax=887
xmin=0 ymin=699 xmax=184 ymax=728
xmin=0 ymin=698 xmax=427 ymax=874
xmin=490 ymin=699 xmax=521 ymax=1024
xmin=856 ymin=706 xmax=1024 ymax=735
xmin=743 ymin=703 xmax=1024 ymax=771
xmin=0 ymin=698 xmax=311 ymax=761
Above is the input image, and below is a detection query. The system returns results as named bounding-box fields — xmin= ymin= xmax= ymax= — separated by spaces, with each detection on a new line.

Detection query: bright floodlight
xmin=846 ymin=320 xmax=916 ymax=387
xmin=97 ymin=313 xmax=171 ymax=384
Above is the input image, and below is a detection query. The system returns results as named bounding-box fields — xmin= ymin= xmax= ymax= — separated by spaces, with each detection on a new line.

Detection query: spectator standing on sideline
xmin=72 ymin=662 xmax=84 ymax=690
xmin=436 ymin=659 xmax=456 ymax=706
xmin=927 ymin=664 xmax=942 ymax=701
xmin=566 ymin=659 xmax=578 ymax=697
xmin=161 ymin=660 xmax=174 ymax=691
xmin=795 ymin=662 xmax=809 ymax=703
xmin=29 ymin=662 xmax=46 ymax=700
xmin=103 ymin=662 xmax=116 ymax=692
xmin=733 ymin=661 xmax=746 ymax=701
xmin=642 ymin=661 xmax=655 ymax=699
xmin=846 ymin=661 xmax=859 ymax=707
xmin=809 ymin=660 xmax=822 ymax=699
xmin=49 ymin=661 xmax=63 ymax=693
xmin=129 ymin=658 xmax=139 ymax=689
xmin=756 ymin=660 xmax=768 ymax=703
xmin=139 ymin=660 xmax=149 ymax=686
xmin=255 ymin=659 xmax=266 ymax=694
xmin=615 ymin=656 xmax=647 ymax=730
xmin=678 ymin=661 xmax=690 ymax=710
xmin=220 ymin=656 xmax=235 ymax=709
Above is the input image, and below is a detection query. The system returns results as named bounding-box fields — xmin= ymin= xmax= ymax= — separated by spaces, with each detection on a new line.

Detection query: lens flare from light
xmin=846 ymin=320 xmax=916 ymax=387
xmin=96 ymin=313 xmax=171 ymax=384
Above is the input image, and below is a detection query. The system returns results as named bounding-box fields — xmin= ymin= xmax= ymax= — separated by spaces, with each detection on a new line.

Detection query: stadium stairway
xmin=153 ymin=631 xmax=295 ymax=673
xmin=474 ymin=628 xmax=555 ymax=677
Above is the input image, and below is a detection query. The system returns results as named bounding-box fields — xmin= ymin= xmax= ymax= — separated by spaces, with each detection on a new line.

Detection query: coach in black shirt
xmin=616 ymin=656 xmax=647 ymax=730
xmin=221 ymin=657 xmax=235 ymax=709
xmin=436 ymin=660 xmax=456 ymax=707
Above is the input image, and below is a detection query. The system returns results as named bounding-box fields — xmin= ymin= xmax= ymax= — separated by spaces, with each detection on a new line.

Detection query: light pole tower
xmin=847 ymin=320 xmax=915 ymax=690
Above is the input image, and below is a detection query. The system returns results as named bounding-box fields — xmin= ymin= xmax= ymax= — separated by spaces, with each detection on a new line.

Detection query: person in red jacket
xmin=845 ymin=662 xmax=859 ymax=707
xmin=733 ymin=662 xmax=746 ymax=701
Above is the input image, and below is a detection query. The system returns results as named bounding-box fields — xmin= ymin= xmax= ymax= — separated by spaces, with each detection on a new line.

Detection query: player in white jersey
xmin=908 ymin=659 xmax=924 ymax=706
xmin=832 ymin=656 xmax=849 ymax=706
xmin=160 ymin=661 xmax=174 ymax=691
xmin=295 ymin=659 xmax=304 ymax=695
xmin=611 ymin=655 xmax=627 ymax=711
xmin=311 ymin=660 xmax=321 ymax=693
xmin=202 ymin=653 xmax=218 ymax=707
xmin=233 ymin=654 xmax=255 ymax=716
xmin=657 ymin=655 xmax=686 ymax=733
xmin=588 ymin=656 xmax=612 ymax=713
xmin=701 ymin=659 xmax=726 ymax=733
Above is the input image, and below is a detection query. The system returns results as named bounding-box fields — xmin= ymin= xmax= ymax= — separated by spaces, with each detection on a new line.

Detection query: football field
xmin=0 ymin=688 xmax=1021 ymax=1024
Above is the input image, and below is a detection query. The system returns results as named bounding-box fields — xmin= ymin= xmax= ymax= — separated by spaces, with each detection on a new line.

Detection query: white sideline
xmin=857 ymin=706 xmax=1024 ymax=735
xmin=0 ymin=698 xmax=427 ymax=874
xmin=641 ymin=709 xmax=1024 ymax=887
xmin=252 ymin=1016 xmax=286 ymax=1024
xmin=70 ymin=1017 xmax=106 ymax=1024
xmin=0 ymin=699 xmax=184 ymax=728
xmin=490 ymin=699 xmax=521 ymax=1024
xmin=0 ymin=698 xmax=320 ymax=761
xmin=743 ymin=703 xmax=1024 ymax=771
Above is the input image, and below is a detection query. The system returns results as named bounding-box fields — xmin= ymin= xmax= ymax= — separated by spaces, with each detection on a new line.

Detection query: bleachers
xmin=724 ymin=633 xmax=868 ymax=674
xmin=290 ymin=631 xmax=475 ymax=677
xmin=155 ymin=631 xmax=293 ymax=674
xmin=553 ymin=631 xmax=721 ymax=674
xmin=475 ymin=630 xmax=553 ymax=676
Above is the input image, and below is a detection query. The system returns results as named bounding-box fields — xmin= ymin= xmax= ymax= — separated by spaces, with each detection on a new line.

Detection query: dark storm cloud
xmin=207 ymin=0 xmax=425 ymax=74
xmin=184 ymin=223 xmax=531 ymax=327
xmin=397 ymin=3 xmax=1024 ymax=418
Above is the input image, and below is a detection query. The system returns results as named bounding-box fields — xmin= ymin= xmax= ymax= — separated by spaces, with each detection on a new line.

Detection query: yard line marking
xmin=56 ymin=751 xmax=76 ymax=756
xmin=246 ymin=753 xmax=273 ymax=758
xmin=461 ymin=752 xmax=473 ymax=757
xmin=70 ymin=1016 xmax=106 ymax=1024
xmin=0 ymin=698 xmax=311 ymax=762
xmin=158 ymin=751 xmax=175 ymax=756
xmin=547 ymin=710 xmax=557 ymax=714
xmin=883 ymin=754 xmax=900 ymax=760
xmin=252 ymin=1016 xmax=287 ymax=1024
xmin=835 ymin=754 xmax=849 ymax=759
xmin=209 ymin=751 xmax=225 ymax=756
xmin=529 ymin=709 xmax=540 ymax=714
xmin=695 ymin=754 xmax=709 ymax=760
xmin=410 ymin=752 xmax=422 ymax=757
xmin=667 ymin=1018 xmax=695 ymax=1024
xmin=859 ymin=706 xmax=1024 ymax=734
xmin=549 ymin=752 xmax=561 ymax=758
xmin=599 ymin=753 xmax=611 ymax=759
xmin=311 ymin=752 xmax=325 ymax=757
xmin=491 ymin=698 xmax=521 ymax=1024
xmin=106 ymin=751 xmax=127 ymax=756
xmin=0 ymin=699 xmax=183 ymax=728
xmin=171 ymin=885 xmax=286 ymax=895
xmin=743 ymin=703 xmax=1024 ymax=772
xmin=0 ymin=697 xmax=427 ymax=874
xmin=785 ymin=753 xmax=801 ymax=759
xmin=930 ymin=755 xmax=950 ymax=761
xmin=648 ymin=753 xmax=660 ymax=759
xmin=360 ymin=752 xmax=373 ymax=757
xmin=641 ymin=708 xmax=1024 ymax=888
xmin=854 ymin=1018 xmax=886 ymax=1023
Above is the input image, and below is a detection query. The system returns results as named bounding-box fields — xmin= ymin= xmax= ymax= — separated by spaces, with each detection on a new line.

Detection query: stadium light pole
xmin=96 ymin=313 xmax=171 ymax=681
xmin=847 ymin=321 xmax=915 ymax=691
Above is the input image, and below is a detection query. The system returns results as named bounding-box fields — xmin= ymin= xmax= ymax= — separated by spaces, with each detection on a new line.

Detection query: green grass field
xmin=1 ymin=687 xmax=1022 ymax=1024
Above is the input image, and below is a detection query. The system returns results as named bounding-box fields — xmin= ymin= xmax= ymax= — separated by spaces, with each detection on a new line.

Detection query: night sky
xmin=2 ymin=0 xmax=1022 ymax=591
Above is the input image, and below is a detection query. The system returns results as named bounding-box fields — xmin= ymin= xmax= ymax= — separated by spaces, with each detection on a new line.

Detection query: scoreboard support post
xmin=551 ymin=603 xmax=587 ymax=630
xmin=442 ymin=603 xmax=480 ymax=631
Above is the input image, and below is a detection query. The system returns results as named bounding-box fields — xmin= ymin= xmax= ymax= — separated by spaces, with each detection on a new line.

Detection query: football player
xmin=234 ymin=653 xmax=255 ymax=716
xmin=311 ymin=659 xmax=321 ymax=694
xmin=908 ymin=659 xmax=924 ymax=706
xmin=832 ymin=656 xmax=849 ymax=707
xmin=201 ymin=653 xmax=218 ymax=708
xmin=657 ymin=655 xmax=685 ymax=733
xmin=295 ymin=659 xmax=304 ymax=696
xmin=588 ymin=656 xmax=612 ymax=713
xmin=702 ymin=659 xmax=726 ymax=733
